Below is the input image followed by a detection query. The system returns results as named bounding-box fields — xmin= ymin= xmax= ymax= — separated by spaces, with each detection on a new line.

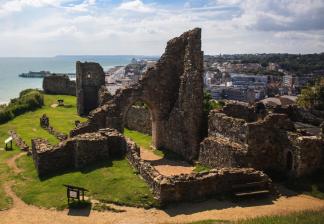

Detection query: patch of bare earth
xmin=5 ymin=152 xmax=26 ymax=174
xmin=140 ymin=148 xmax=194 ymax=176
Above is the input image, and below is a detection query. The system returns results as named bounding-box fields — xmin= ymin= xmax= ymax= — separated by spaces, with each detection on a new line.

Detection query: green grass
xmin=124 ymin=128 xmax=183 ymax=160
xmin=193 ymin=163 xmax=211 ymax=173
xmin=0 ymin=94 xmax=156 ymax=210
xmin=14 ymin=155 xmax=157 ymax=209
xmin=0 ymin=94 xmax=86 ymax=146
xmin=183 ymin=210 xmax=324 ymax=224
xmin=124 ymin=128 xmax=153 ymax=150
xmin=236 ymin=210 xmax=324 ymax=224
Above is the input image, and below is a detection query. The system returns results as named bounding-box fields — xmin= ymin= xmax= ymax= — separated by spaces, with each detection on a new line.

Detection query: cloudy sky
xmin=0 ymin=0 xmax=323 ymax=56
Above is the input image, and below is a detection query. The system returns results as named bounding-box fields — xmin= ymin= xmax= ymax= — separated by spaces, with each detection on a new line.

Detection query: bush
xmin=0 ymin=89 xmax=44 ymax=124
xmin=0 ymin=110 xmax=14 ymax=123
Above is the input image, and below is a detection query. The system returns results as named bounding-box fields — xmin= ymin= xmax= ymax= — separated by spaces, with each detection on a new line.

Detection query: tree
xmin=297 ymin=78 xmax=324 ymax=110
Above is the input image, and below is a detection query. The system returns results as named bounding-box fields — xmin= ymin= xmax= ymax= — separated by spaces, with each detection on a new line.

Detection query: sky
xmin=0 ymin=0 xmax=323 ymax=56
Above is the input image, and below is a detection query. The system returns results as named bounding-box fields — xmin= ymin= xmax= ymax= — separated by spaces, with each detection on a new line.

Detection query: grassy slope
xmin=0 ymin=94 xmax=156 ymax=210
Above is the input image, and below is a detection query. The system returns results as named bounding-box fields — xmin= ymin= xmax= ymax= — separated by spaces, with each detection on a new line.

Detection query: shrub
xmin=0 ymin=110 xmax=14 ymax=123
xmin=0 ymin=89 xmax=44 ymax=124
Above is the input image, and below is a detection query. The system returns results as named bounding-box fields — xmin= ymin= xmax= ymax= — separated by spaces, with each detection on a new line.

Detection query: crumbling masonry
xmin=199 ymin=101 xmax=324 ymax=177
xmin=72 ymin=28 xmax=204 ymax=161
xmin=31 ymin=28 xmax=324 ymax=204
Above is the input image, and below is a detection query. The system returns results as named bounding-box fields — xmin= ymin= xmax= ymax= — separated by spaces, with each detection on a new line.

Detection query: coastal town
xmin=0 ymin=0 xmax=323 ymax=223
xmin=85 ymin=54 xmax=324 ymax=108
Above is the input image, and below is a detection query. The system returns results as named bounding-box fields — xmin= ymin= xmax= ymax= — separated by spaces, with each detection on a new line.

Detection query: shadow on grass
xmin=38 ymin=158 xmax=119 ymax=181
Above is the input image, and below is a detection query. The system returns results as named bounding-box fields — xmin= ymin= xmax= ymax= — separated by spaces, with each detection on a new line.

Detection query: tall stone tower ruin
xmin=76 ymin=62 xmax=105 ymax=115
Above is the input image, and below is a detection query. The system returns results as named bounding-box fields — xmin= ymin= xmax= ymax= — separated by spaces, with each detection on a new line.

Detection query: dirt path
xmin=5 ymin=152 xmax=26 ymax=174
xmin=1 ymin=181 xmax=324 ymax=224
xmin=140 ymin=148 xmax=194 ymax=176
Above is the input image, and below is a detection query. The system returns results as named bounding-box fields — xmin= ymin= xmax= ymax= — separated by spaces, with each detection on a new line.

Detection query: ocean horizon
xmin=0 ymin=55 xmax=157 ymax=104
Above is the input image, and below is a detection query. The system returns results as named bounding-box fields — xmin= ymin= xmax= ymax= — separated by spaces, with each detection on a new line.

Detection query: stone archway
xmin=122 ymin=99 xmax=158 ymax=148
xmin=72 ymin=28 xmax=204 ymax=161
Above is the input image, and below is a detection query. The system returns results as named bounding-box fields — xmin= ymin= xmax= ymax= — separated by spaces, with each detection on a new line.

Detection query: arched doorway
xmin=286 ymin=151 xmax=293 ymax=171
xmin=123 ymin=100 xmax=157 ymax=149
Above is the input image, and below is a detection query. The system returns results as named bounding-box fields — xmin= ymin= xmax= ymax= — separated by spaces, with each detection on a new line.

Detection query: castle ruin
xmin=31 ymin=28 xmax=324 ymax=204
xmin=72 ymin=28 xmax=204 ymax=161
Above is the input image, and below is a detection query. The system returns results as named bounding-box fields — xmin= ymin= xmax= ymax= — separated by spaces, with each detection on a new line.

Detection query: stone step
xmin=234 ymin=189 xmax=270 ymax=197
xmin=232 ymin=181 xmax=268 ymax=190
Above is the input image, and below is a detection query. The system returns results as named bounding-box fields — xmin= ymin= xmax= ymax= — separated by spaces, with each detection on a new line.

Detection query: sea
xmin=0 ymin=55 xmax=143 ymax=104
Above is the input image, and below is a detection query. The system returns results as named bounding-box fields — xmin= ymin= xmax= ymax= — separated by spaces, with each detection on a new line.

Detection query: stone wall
xmin=222 ymin=101 xmax=257 ymax=122
xmin=126 ymin=142 xmax=271 ymax=204
xmin=291 ymin=135 xmax=324 ymax=176
xmin=9 ymin=130 xmax=30 ymax=152
xmin=208 ymin=111 xmax=247 ymax=143
xmin=72 ymin=28 xmax=204 ymax=161
xmin=200 ymin=105 xmax=324 ymax=178
xmin=43 ymin=75 xmax=76 ymax=96
xmin=199 ymin=136 xmax=248 ymax=168
xmin=76 ymin=62 xmax=105 ymax=115
xmin=32 ymin=138 xmax=75 ymax=177
xmin=124 ymin=106 xmax=152 ymax=135
xmin=32 ymin=128 xmax=126 ymax=177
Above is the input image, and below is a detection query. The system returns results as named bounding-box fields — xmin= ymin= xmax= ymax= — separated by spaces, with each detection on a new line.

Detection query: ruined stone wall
xmin=246 ymin=114 xmax=295 ymax=172
xmin=199 ymin=136 xmax=248 ymax=168
xmin=270 ymin=105 xmax=324 ymax=126
xmin=208 ymin=111 xmax=247 ymax=143
xmin=32 ymin=138 xmax=75 ymax=177
xmin=72 ymin=28 xmax=204 ymax=161
xmin=43 ymin=75 xmax=76 ymax=96
xmin=291 ymin=135 xmax=324 ymax=176
xmin=222 ymin=101 xmax=257 ymax=122
xmin=126 ymin=143 xmax=271 ymax=204
xmin=124 ymin=106 xmax=152 ymax=135
xmin=76 ymin=62 xmax=105 ymax=115
xmin=32 ymin=129 xmax=126 ymax=177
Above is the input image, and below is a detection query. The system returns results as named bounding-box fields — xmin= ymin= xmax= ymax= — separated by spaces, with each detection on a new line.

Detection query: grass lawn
xmin=124 ymin=128 xmax=153 ymax=150
xmin=14 ymin=155 xmax=157 ymax=209
xmin=184 ymin=210 xmax=324 ymax=224
xmin=124 ymin=128 xmax=181 ymax=159
xmin=0 ymin=94 xmax=157 ymax=210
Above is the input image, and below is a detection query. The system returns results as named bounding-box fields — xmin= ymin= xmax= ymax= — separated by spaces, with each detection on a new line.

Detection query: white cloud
xmin=117 ymin=0 xmax=154 ymax=13
xmin=0 ymin=0 xmax=63 ymax=15
xmin=65 ymin=0 xmax=96 ymax=13
xmin=0 ymin=0 xmax=323 ymax=56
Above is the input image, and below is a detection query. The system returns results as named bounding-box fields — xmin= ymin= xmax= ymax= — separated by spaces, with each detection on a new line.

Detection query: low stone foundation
xmin=126 ymin=140 xmax=271 ymax=204
xmin=9 ymin=130 xmax=30 ymax=152
xmin=40 ymin=114 xmax=68 ymax=141
xmin=32 ymin=128 xmax=126 ymax=177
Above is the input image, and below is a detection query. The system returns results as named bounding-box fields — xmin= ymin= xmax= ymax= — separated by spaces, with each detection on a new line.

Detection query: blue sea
xmin=0 ymin=55 xmax=141 ymax=104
